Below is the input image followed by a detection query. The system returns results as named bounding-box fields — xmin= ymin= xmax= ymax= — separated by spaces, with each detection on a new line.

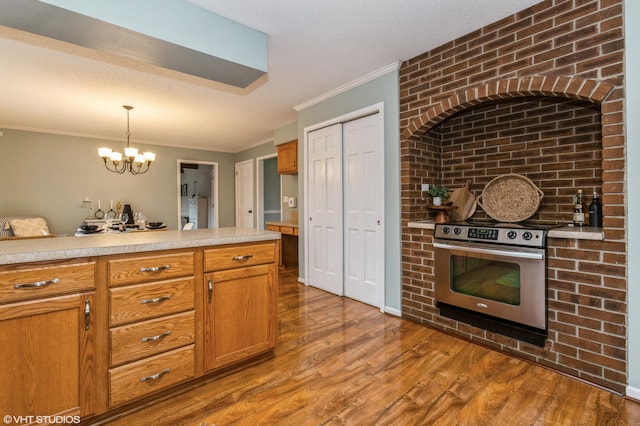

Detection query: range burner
xmin=434 ymin=220 xmax=558 ymax=248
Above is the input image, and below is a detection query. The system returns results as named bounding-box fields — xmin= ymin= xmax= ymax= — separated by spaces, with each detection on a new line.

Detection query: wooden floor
xmin=102 ymin=268 xmax=640 ymax=426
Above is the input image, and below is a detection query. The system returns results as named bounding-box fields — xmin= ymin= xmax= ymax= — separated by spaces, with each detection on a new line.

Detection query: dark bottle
xmin=589 ymin=191 xmax=603 ymax=228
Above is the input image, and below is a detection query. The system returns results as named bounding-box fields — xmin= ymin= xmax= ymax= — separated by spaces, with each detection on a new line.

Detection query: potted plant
xmin=428 ymin=184 xmax=450 ymax=206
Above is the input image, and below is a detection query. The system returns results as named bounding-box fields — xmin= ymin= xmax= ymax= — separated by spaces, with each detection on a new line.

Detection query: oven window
xmin=450 ymin=255 xmax=520 ymax=305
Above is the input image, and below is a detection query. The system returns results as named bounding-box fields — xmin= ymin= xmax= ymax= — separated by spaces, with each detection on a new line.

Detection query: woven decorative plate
xmin=476 ymin=174 xmax=544 ymax=223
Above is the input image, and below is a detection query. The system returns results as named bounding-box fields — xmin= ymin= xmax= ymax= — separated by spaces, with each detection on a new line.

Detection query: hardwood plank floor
xmin=100 ymin=268 xmax=640 ymax=425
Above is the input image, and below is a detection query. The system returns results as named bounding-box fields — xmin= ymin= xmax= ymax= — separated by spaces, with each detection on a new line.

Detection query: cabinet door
xmin=277 ymin=139 xmax=298 ymax=174
xmin=204 ymin=264 xmax=277 ymax=371
xmin=0 ymin=293 xmax=96 ymax=418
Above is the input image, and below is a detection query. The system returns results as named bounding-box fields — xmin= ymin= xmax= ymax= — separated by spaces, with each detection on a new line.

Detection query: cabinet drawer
xmin=108 ymin=251 xmax=194 ymax=287
xmin=266 ymin=224 xmax=280 ymax=232
xmin=280 ymin=226 xmax=295 ymax=235
xmin=110 ymin=311 xmax=195 ymax=366
xmin=110 ymin=278 xmax=194 ymax=326
xmin=204 ymin=242 xmax=276 ymax=272
xmin=0 ymin=260 xmax=95 ymax=304
xmin=109 ymin=345 xmax=195 ymax=407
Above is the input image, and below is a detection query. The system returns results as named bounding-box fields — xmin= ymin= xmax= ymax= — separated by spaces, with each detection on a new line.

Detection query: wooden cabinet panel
xmin=266 ymin=224 xmax=280 ymax=232
xmin=204 ymin=263 xmax=277 ymax=371
xmin=0 ymin=293 xmax=96 ymax=418
xmin=277 ymin=139 xmax=298 ymax=174
xmin=108 ymin=251 xmax=194 ymax=287
xmin=109 ymin=278 xmax=194 ymax=326
xmin=204 ymin=242 xmax=276 ymax=272
xmin=0 ymin=259 xmax=95 ymax=303
xmin=109 ymin=345 xmax=195 ymax=407
xmin=110 ymin=311 xmax=195 ymax=366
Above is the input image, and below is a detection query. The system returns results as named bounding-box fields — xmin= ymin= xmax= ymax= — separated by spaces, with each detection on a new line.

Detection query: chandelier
xmin=98 ymin=105 xmax=155 ymax=175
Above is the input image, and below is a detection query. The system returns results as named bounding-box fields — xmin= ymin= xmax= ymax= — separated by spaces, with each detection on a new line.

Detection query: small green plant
xmin=427 ymin=184 xmax=450 ymax=198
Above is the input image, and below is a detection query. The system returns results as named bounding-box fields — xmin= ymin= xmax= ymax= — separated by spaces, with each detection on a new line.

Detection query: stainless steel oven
xmin=433 ymin=222 xmax=550 ymax=344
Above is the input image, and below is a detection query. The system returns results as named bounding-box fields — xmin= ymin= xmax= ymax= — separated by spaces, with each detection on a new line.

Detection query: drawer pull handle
xmin=231 ymin=255 xmax=253 ymax=261
xmin=207 ymin=278 xmax=213 ymax=304
xmin=139 ymin=368 xmax=171 ymax=382
xmin=139 ymin=265 xmax=171 ymax=273
xmin=141 ymin=330 xmax=172 ymax=343
xmin=140 ymin=295 xmax=172 ymax=304
xmin=14 ymin=277 xmax=60 ymax=289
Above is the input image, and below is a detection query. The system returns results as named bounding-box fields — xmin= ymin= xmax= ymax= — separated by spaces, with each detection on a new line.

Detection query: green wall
xmin=296 ymin=69 xmax=401 ymax=313
xmin=624 ymin=0 xmax=639 ymax=397
xmin=0 ymin=129 xmax=236 ymax=234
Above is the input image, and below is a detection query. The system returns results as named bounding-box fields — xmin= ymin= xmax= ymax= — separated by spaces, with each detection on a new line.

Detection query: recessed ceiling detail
xmin=0 ymin=0 xmax=267 ymax=88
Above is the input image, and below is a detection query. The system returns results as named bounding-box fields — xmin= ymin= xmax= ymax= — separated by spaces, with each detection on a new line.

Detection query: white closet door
xmin=343 ymin=114 xmax=384 ymax=307
xmin=307 ymin=124 xmax=344 ymax=296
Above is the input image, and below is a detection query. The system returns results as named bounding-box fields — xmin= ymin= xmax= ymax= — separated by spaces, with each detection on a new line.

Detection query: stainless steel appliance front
xmin=433 ymin=238 xmax=546 ymax=330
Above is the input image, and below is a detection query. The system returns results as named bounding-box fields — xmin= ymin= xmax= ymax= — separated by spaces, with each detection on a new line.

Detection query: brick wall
xmin=400 ymin=0 xmax=626 ymax=392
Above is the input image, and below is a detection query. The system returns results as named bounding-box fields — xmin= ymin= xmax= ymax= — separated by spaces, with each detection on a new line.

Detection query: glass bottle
xmin=589 ymin=191 xmax=603 ymax=228
xmin=573 ymin=189 xmax=585 ymax=227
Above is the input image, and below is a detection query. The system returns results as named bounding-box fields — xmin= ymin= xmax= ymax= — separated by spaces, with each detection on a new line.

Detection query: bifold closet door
xmin=343 ymin=114 xmax=383 ymax=308
xmin=307 ymin=123 xmax=344 ymax=296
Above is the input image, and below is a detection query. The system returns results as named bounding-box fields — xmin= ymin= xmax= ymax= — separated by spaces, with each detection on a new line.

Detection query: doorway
xmin=256 ymin=154 xmax=281 ymax=230
xmin=177 ymin=160 xmax=219 ymax=229
xmin=305 ymin=105 xmax=385 ymax=310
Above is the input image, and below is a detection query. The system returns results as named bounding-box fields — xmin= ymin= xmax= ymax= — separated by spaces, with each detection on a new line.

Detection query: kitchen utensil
xmin=448 ymin=179 xmax=477 ymax=222
xmin=476 ymin=174 xmax=544 ymax=222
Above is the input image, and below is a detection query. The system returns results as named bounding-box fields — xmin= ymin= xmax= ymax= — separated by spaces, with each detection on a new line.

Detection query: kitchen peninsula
xmin=0 ymin=228 xmax=280 ymax=423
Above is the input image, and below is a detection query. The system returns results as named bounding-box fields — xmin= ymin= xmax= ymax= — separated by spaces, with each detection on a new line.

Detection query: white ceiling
xmin=0 ymin=0 xmax=541 ymax=153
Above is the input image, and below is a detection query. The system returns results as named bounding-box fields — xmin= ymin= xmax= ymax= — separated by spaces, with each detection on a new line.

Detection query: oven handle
xmin=433 ymin=242 xmax=544 ymax=260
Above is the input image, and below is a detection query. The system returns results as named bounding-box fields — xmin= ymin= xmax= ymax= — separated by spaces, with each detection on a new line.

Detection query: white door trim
xmin=256 ymin=153 xmax=279 ymax=230
xmin=303 ymin=102 xmax=385 ymax=312
xmin=176 ymin=159 xmax=219 ymax=229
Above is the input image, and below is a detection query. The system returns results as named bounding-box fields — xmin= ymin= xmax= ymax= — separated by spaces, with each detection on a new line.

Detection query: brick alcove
xmin=401 ymin=76 xmax=626 ymax=393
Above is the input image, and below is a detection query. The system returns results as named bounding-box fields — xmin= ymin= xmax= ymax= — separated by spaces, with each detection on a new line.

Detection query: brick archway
xmin=402 ymin=76 xmax=614 ymax=140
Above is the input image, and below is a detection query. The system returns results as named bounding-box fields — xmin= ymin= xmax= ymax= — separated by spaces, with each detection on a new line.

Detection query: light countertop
xmin=0 ymin=227 xmax=280 ymax=265
xmin=266 ymin=221 xmax=299 ymax=228
xmin=407 ymin=220 xmax=604 ymax=240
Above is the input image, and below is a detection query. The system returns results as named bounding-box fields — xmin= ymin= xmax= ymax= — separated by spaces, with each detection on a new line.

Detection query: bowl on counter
xmin=80 ymin=225 xmax=99 ymax=232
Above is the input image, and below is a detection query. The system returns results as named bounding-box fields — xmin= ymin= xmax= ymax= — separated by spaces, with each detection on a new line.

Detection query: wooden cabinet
xmin=277 ymin=139 xmax=298 ymax=174
xmin=0 ymin=259 xmax=96 ymax=419
xmin=203 ymin=242 xmax=278 ymax=371
xmin=265 ymin=223 xmax=299 ymax=268
xmin=106 ymin=250 xmax=196 ymax=407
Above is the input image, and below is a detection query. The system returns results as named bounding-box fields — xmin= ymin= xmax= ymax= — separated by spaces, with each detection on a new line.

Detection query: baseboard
xmin=297 ymin=277 xmax=305 ymax=284
xmin=384 ymin=306 xmax=401 ymax=317
xmin=627 ymin=385 xmax=640 ymax=401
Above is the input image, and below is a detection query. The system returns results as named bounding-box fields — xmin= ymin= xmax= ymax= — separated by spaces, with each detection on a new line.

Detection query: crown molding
xmin=294 ymin=61 xmax=400 ymax=112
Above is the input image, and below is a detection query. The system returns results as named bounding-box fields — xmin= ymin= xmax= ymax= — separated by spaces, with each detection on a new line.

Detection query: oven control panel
xmin=435 ymin=224 xmax=547 ymax=248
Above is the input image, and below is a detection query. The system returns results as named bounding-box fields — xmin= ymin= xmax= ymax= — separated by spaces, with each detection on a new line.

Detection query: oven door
xmin=433 ymin=240 xmax=546 ymax=330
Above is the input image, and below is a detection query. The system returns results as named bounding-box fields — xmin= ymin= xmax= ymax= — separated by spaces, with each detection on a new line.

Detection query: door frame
xmin=256 ymin=153 xmax=281 ymax=230
xmin=303 ymin=102 xmax=385 ymax=312
xmin=176 ymin=159 xmax=219 ymax=229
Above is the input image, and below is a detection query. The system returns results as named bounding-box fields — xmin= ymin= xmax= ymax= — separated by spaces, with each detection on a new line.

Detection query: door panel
xmin=235 ymin=160 xmax=254 ymax=228
xmin=343 ymin=114 xmax=383 ymax=307
xmin=307 ymin=124 xmax=343 ymax=296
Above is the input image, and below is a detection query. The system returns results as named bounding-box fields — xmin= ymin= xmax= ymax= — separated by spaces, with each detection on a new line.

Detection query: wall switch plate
xmin=421 ymin=184 xmax=430 ymax=192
